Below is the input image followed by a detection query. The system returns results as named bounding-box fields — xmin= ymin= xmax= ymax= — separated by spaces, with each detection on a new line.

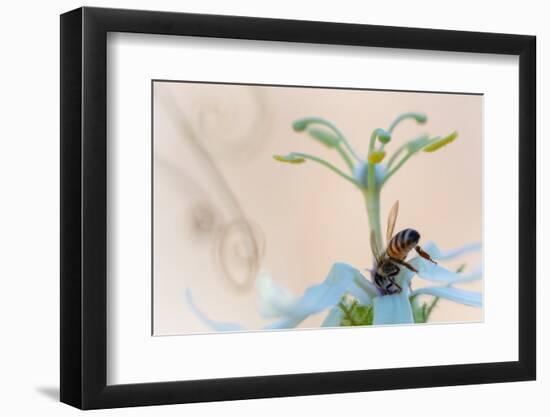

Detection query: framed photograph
xmin=60 ymin=6 xmax=536 ymax=409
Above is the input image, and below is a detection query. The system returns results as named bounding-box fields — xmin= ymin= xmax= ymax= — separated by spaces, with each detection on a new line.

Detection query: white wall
xmin=0 ymin=0 xmax=545 ymax=415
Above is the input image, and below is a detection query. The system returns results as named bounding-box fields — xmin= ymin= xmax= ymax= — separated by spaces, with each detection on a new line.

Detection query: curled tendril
xmin=189 ymin=202 xmax=218 ymax=236
xmin=215 ymin=218 xmax=266 ymax=291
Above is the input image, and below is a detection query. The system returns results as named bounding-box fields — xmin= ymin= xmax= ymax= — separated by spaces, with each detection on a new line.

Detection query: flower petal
xmin=353 ymin=162 xmax=386 ymax=188
xmin=421 ymin=241 xmax=481 ymax=261
xmin=395 ymin=266 xmax=415 ymax=288
xmin=256 ymin=272 xmax=297 ymax=319
xmin=410 ymin=286 xmax=482 ymax=307
xmin=321 ymin=306 xmax=345 ymax=327
xmin=373 ymin=292 xmax=414 ymax=325
xmin=348 ymin=273 xmax=378 ymax=303
xmin=409 ymin=258 xmax=482 ymax=284
xmin=263 ymin=262 xmax=374 ymax=328
xmin=185 ymin=289 xmax=245 ymax=332
xmin=455 ymin=264 xmax=483 ymax=283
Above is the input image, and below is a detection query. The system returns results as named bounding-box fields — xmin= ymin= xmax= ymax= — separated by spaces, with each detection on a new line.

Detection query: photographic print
xmin=152 ymin=81 xmax=482 ymax=336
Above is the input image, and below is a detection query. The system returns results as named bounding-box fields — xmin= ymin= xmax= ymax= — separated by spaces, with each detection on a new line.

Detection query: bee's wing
xmin=386 ymin=200 xmax=399 ymax=245
xmin=370 ymin=230 xmax=382 ymax=263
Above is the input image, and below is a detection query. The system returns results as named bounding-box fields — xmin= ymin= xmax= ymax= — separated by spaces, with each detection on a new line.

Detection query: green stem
xmin=385 ymin=135 xmax=430 ymax=171
xmin=368 ymin=129 xmax=380 ymax=154
xmin=336 ymin=146 xmax=355 ymax=173
xmin=382 ymin=152 xmax=414 ymax=184
xmin=304 ymin=118 xmax=362 ymax=162
xmin=385 ymin=142 xmax=409 ymax=170
xmin=365 ymin=164 xmax=383 ymax=248
xmin=364 ymin=129 xmax=384 ymax=247
xmin=291 ymin=152 xmax=361 ymax=188
xmin=388 ymin=112 xmax=426 ymax=133
xmin=425 ymin=297 xmax=440 ymax=321
xmin=380 ymin=150 xmax=416 ymax=186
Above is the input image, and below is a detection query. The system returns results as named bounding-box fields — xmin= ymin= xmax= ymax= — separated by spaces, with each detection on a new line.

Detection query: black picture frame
xmin=60 ymin=6 xmax=536 ymax=410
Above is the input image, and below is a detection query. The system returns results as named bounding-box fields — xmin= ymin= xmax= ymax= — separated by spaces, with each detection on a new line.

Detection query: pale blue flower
xmin=185 ymin=113 xmax=482 ymax=331
xmin=186 ymin=241 xmax=481 ymax=330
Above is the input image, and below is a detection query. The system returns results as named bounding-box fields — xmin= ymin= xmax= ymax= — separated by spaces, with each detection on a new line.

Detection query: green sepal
xmin=339 ymin=298 xmax=374 ymax=326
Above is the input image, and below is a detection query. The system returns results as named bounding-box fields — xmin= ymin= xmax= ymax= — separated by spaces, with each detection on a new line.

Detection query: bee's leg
xmin=374 ymin=274 xmax=387 ymax=294
xmin=390 ymin=257 xmax=418 ymax=273
xmin=415 ymin=245 xmax=437 ymax=264
xmin=387 ymin=276 xmax=402 ymax=293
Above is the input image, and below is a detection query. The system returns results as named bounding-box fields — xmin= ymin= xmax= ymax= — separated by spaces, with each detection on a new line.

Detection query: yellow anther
xmin=273 ymin=154 xmax=306 ymax=164
xmin=368 ymin=150 xmax=386 ymax=164
xmin=423 ymin=131 xmax=458 ymax=153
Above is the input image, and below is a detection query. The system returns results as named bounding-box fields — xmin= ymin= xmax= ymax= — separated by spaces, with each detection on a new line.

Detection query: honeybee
xmin=370 ymin=201 xmax=436 ymax=295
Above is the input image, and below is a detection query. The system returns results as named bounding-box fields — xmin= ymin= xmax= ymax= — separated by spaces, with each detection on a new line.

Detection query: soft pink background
xmin=153 ymin=82 xmax=482 ymax=335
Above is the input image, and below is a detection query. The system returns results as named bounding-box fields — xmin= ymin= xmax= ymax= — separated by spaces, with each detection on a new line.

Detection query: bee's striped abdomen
xmin=387 ymin=228 xmax=420 ymax=260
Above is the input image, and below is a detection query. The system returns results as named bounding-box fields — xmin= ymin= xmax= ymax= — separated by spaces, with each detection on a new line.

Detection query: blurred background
xmin=153 ymin=81 xmax=482 ymax=335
